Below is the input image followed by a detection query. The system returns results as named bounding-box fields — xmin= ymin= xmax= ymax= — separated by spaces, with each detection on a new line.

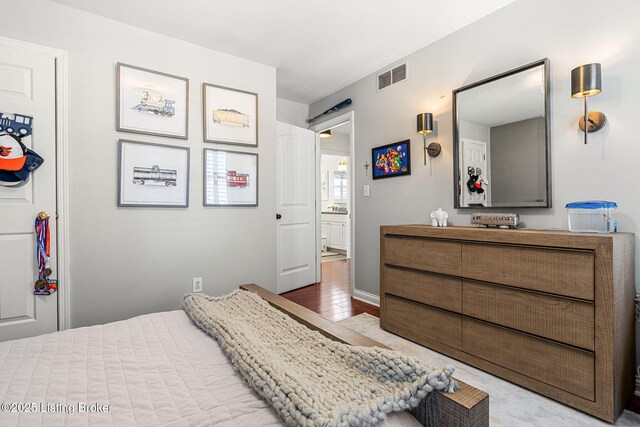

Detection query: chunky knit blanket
xmin=183 ymin=290 xmax=457 ymax=426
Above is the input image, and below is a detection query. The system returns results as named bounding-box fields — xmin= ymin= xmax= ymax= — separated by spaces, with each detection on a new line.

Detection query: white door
xmin=460 ymin=138 xmax=488 ymax=207
xmin=276 ymin=122 xmax=317 ymax=293
xmin=0 ymin=45 xmax=58 ymax=341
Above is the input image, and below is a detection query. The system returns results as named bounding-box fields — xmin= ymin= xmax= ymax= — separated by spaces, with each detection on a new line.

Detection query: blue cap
xmin=565 ymin=200 xmax=618 ymax=209
xmin=0 ymin=148 xmax=43 ymax=183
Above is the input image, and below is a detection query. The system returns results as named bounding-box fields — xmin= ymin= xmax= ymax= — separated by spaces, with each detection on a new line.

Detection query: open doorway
xmin=279 ymin=112 xmax=378 ymax=320
xmin=311 ymin=111 xmax=355 ymax=297
xmin=319 ymin=122 xmax=351 ymax=263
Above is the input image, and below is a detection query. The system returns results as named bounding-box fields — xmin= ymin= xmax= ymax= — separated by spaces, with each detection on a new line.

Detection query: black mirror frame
xmin=452 ymin=58 xmax=551 ymax=209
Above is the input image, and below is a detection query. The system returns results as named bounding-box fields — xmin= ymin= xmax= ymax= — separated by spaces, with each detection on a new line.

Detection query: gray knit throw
xmin=183 ymin=290 xmax=457 ymax=426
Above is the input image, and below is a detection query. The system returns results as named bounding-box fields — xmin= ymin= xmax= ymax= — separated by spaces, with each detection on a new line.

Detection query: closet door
xmin=0 ymin=44 xmax=58 ymax=341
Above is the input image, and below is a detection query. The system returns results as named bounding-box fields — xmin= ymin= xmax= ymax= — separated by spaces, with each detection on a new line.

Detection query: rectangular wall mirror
xmin=453 ymin=58 xmax=550 ymax=209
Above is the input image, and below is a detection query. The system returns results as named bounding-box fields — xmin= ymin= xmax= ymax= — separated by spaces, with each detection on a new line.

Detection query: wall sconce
xmin=320 ymin=129 xmax=332 ymax=138
xmin=571 ymin=63 xmax=607 ymax=144
xmin=417 ymin=112 xmax=441 ymax=165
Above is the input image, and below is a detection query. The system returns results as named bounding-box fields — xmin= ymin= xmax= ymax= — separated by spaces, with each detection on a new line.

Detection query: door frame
xmin=310 ymin=111 xmax=355 ymax=295
xmin=0 ymin=36 xmax=71 ymax=331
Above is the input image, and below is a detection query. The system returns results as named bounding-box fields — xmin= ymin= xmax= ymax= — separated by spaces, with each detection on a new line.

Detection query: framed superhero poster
xmin=371 ymin=140 xmax=411 ymax=179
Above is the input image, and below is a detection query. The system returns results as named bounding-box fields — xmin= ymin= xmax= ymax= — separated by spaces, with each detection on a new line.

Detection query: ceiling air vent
xmin=377 ymin=62 xmax=407 ymax=92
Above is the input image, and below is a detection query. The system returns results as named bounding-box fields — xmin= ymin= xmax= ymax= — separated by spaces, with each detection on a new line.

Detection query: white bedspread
xmin=0 ymin=310 xmax=419 ymax=427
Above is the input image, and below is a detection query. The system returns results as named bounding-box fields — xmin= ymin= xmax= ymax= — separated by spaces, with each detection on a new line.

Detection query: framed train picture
xmin=118 ymin=139 xmax=190 ymax=207
xmin=117 ymin=63 xmax=189 ymax=139
xmin=372 ymin=139 xmax=411 ymax=179
xmin=203 ymin=149 xmax=258 ymax=207
xmin=203 ymin=83 xmax=258 ymax=147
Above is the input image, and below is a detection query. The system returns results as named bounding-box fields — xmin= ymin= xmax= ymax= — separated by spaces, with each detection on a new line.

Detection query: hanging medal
xmin=34 ymin=211 xmax=56 ymax=295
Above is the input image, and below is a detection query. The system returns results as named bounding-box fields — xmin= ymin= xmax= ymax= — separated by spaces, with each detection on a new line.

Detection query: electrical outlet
xmin=363 ymin=185 xmax=370 ymax=197
xmin=192 ymin=277 xmax=203 ymax=293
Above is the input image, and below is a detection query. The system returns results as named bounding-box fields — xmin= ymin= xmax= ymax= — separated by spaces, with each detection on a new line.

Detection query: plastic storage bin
xmin=566 ymin=201 xmax=617 ymax=233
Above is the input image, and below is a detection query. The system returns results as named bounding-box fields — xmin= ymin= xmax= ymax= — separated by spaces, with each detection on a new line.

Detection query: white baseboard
xmin=352 ymin=289 xmax=380 ymax=307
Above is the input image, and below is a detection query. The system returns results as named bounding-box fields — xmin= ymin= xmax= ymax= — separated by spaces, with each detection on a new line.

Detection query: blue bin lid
xmin=565 ymin=200 xmax=618 ymax=209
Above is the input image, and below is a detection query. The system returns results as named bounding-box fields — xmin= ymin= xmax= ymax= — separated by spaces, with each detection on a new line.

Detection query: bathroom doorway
xmin=319 ymin=122 xmax=351 ymax=263
xmin=311 ymin=112 xmax=355 ymax=296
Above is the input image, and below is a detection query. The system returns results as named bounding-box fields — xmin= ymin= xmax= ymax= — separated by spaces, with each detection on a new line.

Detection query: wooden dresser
xmin=379 ymin=225 xmax=635 ymax=422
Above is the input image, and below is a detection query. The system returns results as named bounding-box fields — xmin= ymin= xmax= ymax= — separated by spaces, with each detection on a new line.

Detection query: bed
xmin=0 ymin=284 xmax=488 ymax=426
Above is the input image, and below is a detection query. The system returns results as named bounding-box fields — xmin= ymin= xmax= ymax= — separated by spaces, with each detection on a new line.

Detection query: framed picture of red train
xmin=203 ymin=149 xmax=258 ymax=207
xmin=371 ymin=139 xmax=411 ymax=179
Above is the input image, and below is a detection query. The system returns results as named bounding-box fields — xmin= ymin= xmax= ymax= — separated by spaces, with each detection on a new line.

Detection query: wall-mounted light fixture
xmin=338 ymin=159 xmax=347 ymax=172
xmin=571 ymin=63 xmax=607 ymax=144
xmin=417 ymin=113 xmax=441 ymax=165
xmin=320 ymin=129 xmax=332 ymax=138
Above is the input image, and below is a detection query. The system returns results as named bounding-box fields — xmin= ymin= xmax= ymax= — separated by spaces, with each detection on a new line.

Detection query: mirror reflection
xmin=454 ymin=59 xmax=550 ymax=208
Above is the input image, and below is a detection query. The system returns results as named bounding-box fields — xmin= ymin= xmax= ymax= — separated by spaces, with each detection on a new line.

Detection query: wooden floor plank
xmin=280 ymin=259 xmax=380 ymax=319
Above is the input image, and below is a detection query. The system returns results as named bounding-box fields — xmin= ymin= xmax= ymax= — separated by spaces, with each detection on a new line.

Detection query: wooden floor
xmin=280 ymin=259 xmax=380 ymax=321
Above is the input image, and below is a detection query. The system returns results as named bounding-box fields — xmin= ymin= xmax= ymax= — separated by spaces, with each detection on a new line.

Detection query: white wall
xmin=276 ymin=98 xmax=309 ymax=128
xmin=321 ymin=131 xmax=350 ymax=154
xmin=459 ymin=120 xmax=490 ymax=143
xmin=309 ymin=0 xmax=640 ymax=298
xmin=0 ymin=0 xmax=277 ymax=328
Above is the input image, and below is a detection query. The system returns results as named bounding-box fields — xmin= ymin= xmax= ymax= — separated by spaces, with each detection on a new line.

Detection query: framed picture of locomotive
xmin=118 ymin=139 xmax=190 ymax=207
xmin=116 ymin=63 xmax=189 ymax=139
xmin=203 ymin=83 xmax=258 ymax=147
xmin=203 ymin=149 xmax=258 ymax=206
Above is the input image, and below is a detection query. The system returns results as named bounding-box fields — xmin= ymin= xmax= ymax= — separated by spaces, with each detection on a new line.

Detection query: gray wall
xmin=1 ymin=0 xmax=277 ymax=328
xmin=490 ymin=117 xmax=546 ymax=206
xmin=309 ymin=0 xmax=640 ymax=298
xmin=276 ymin=98 xmax=309 ymax=128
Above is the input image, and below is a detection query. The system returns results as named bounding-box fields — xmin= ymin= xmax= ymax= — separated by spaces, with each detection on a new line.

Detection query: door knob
xmin=276 ymin=213 xmax=282 ymax=220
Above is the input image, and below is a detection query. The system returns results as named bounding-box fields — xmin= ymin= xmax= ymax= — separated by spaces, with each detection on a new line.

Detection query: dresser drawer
xmin=461 ymin=243 xmax=594 ymax=300
xmin=463 ymin=319 xmax=595 ymax=400
xmin=384 ymin=237 xmax=461 ymax=276
xmin=383 ymin=266 xmax=462 ymax=312
xmin=384 ymin=294 xmax=462 ymax=350
xmin=462 ymin=281 xmax=594 ymax=350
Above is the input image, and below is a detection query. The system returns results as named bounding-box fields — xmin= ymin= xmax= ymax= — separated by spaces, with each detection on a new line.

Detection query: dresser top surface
xmin=381 ymin=225 xmax=633 ymax=250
